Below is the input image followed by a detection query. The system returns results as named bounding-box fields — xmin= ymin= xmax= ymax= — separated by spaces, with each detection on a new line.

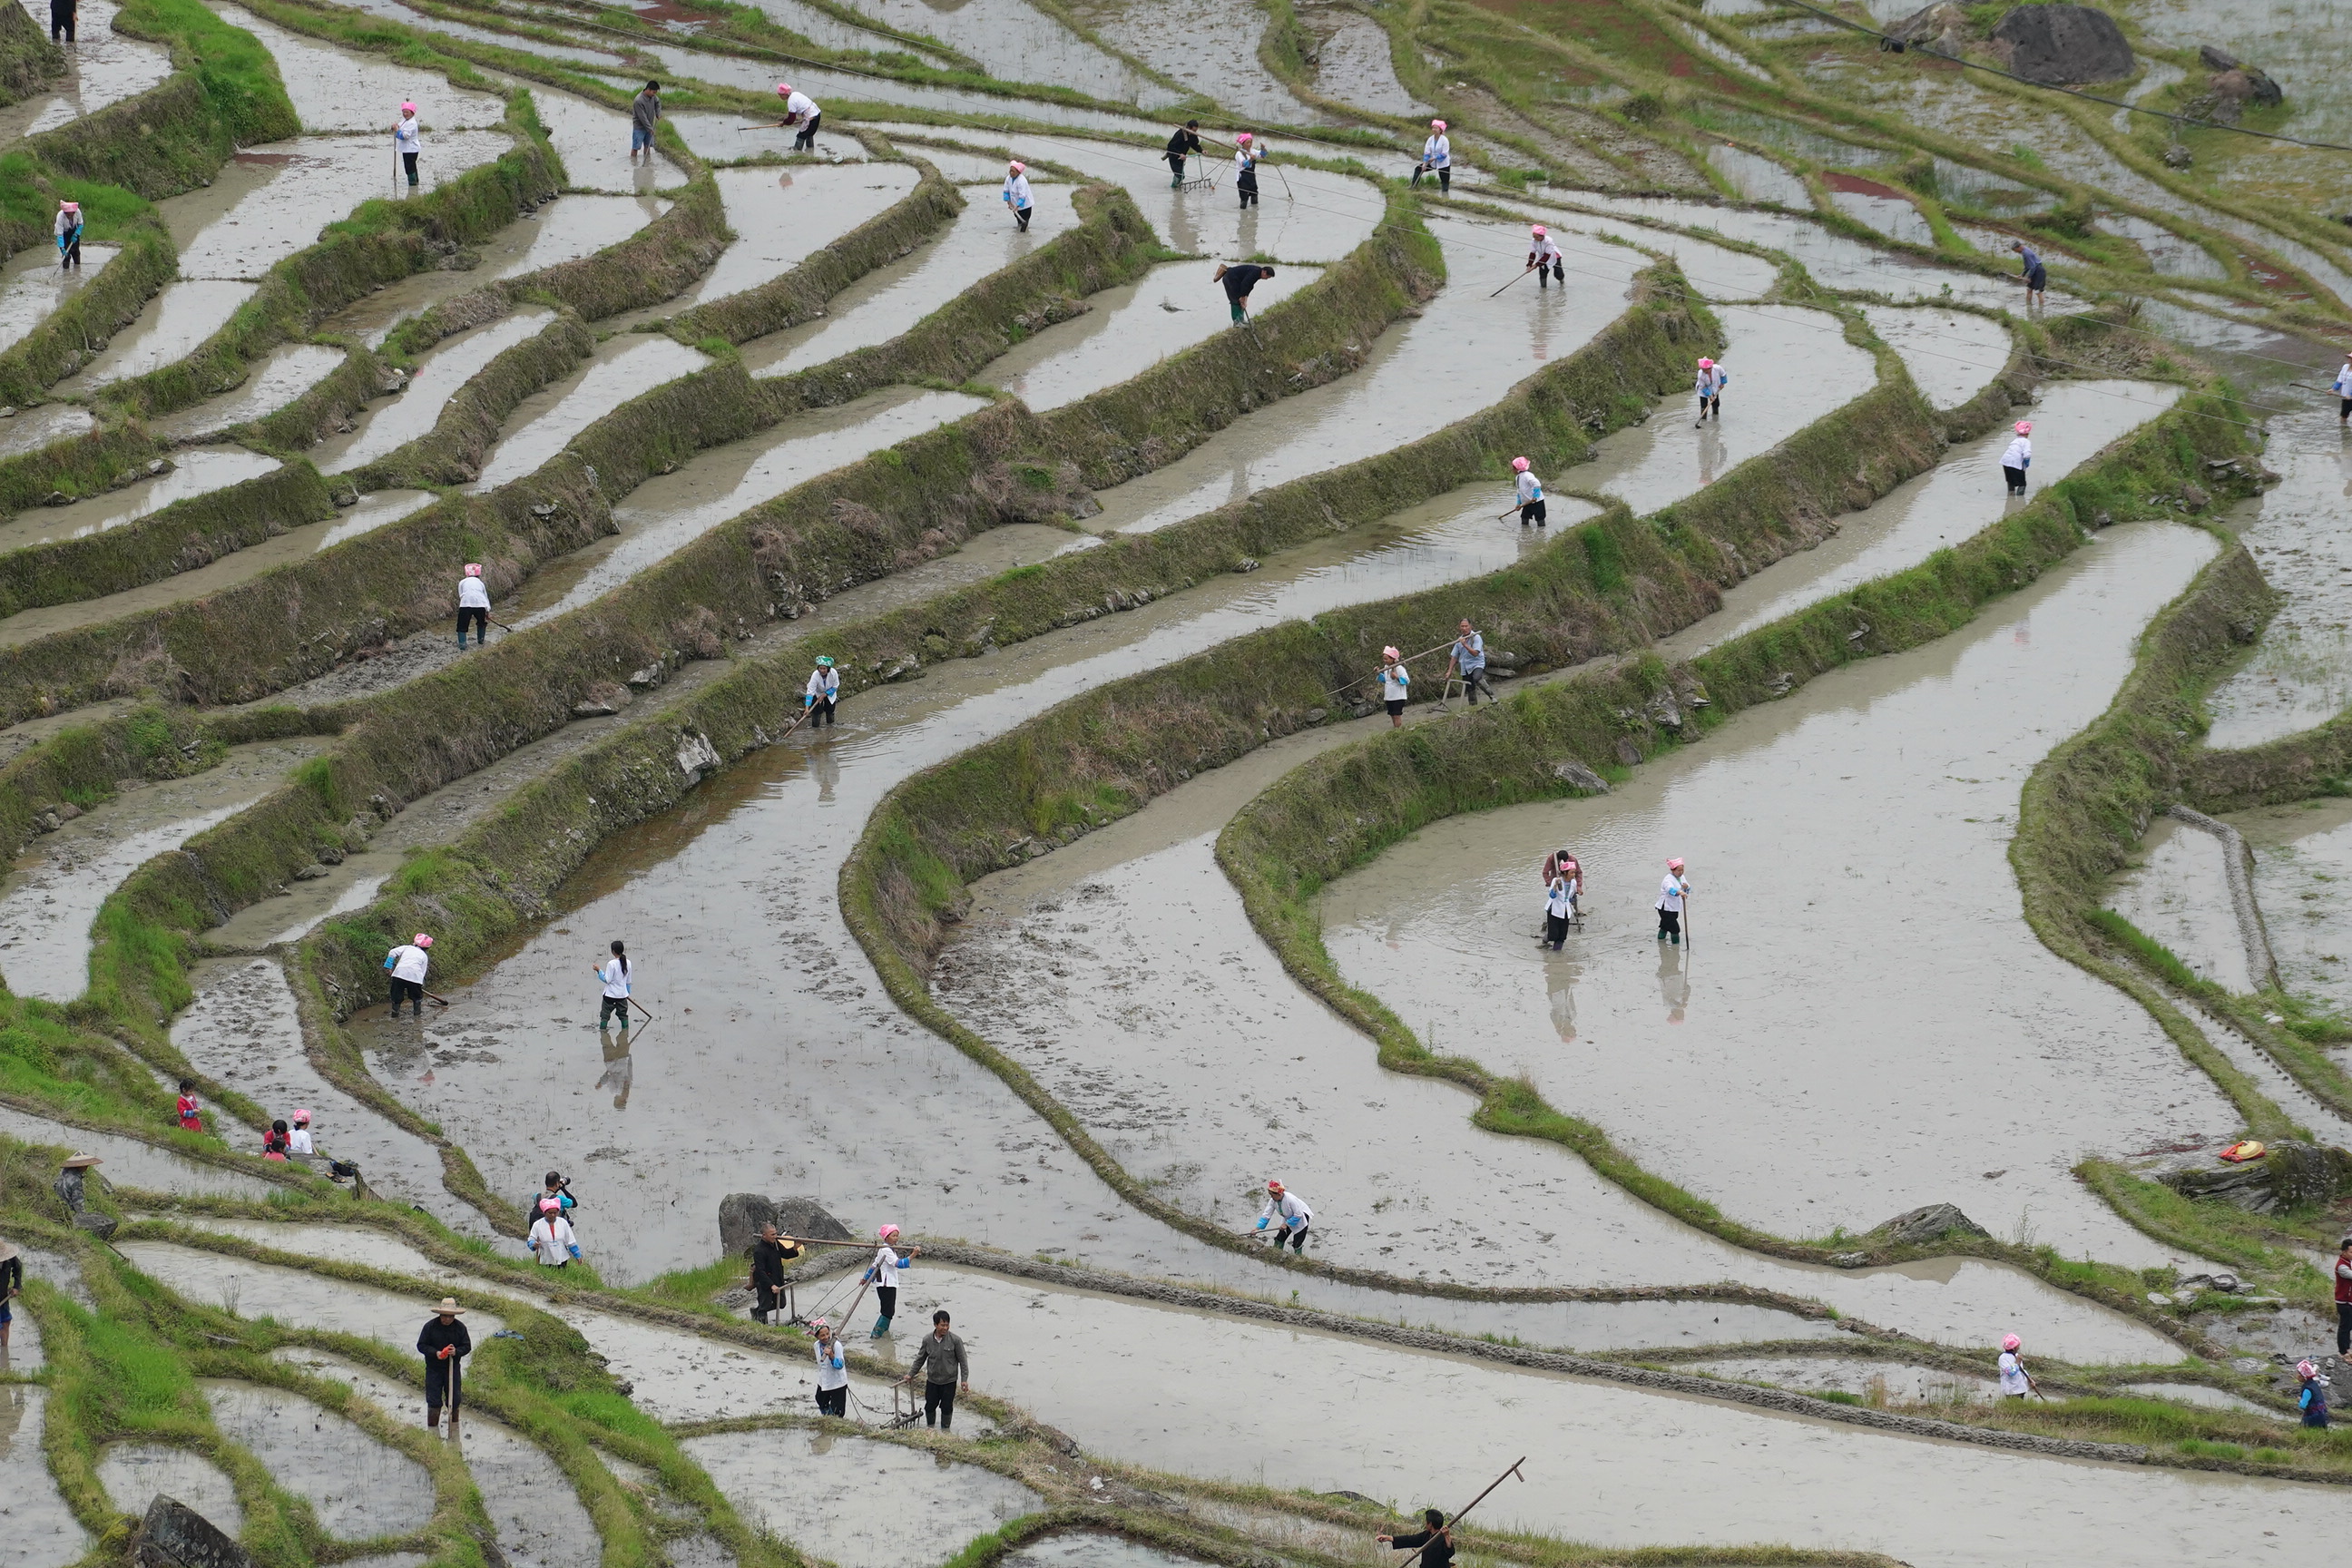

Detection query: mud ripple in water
xmin=681 ymin=1427 xmax=1040 ymax=1565
xmin=0 ymin=1388 xmax=90 ymax=1568
xmin=203 ymin=1379 xmax=436 ymax=1539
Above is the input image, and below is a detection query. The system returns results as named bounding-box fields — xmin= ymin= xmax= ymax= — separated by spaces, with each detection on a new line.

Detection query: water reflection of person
xmin=811 ymin=740 xmax=841 ymax=805
xmin=1696 ymin=417 xmax=1726 ymax=487
xmin=1547 ymin=961 xmax=1580 ymax=1044
xmin=596 ymin=1029 xmax=632 ymax=1110
xmin=1657 ymin=944 xmax=1690 ymax=1024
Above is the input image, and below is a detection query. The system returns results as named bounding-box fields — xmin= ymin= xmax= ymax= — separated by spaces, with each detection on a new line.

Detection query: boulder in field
xmin=1988 ymin=5 xmax=2133 ymax=84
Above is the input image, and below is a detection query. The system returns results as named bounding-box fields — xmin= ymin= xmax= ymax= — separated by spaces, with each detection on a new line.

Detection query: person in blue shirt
xmin=2008 ymin=239 xmax=2046 ymax=309
xmin=1448 ymin=619 xmax=1494 ymax=706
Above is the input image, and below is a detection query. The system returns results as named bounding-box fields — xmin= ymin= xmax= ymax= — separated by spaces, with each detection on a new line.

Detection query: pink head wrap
xmin=2002 ymin=1334 xmax=2022 ymax=1351
xmin=1511 ymin=456 xmax=1530 ymax=472
xmin=2014 ymin=420 xmax=2032 ymax=435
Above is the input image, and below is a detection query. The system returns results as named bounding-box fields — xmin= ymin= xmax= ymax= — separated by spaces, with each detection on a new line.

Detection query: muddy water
xmin=1700 ymin=379 xmax=2182 ymax=642
xmin=740 ymin=191 xmax=1079 ymax=377
xmin=0 ymin=403 xmax=96 ymax=461
xmin=0 ymin=491 xmax=435 ymax=651
xmin=2200 ymin=394 xmax=2352 ymax=749
xmin=1005 ymin=1535 xmax=1206 ymax=1568
xmin=316 ymin=309 xmax=557 ymax=473
xmin=1322 ymin=524 xmax=2237 ymax=1267
xmin=1070 ymin=0 xmax=1332 ymax=124
xmin=210 ymin=4 xmax=507 ymax=132
xmin=67 ymin=279 xmax=260 ymax=389
xmin=670 ymin=165 xmax=921 ymax=311
xmin=0 ymin=734 xmax=329 ymax=1002
xmin=97 ymin=1443 xmax=247 ymax=1538
xmin=1684 ymin=1357 xmax=1998 ymax=1403
xmin=529 ymin=87 xmax=680 ymax=192
xmin=1 ymin=1389 xmax=89 ymax=1568
xmin=2120 ymin=1380 xmax=2288 ymax=1421
xmin=0 ymin=0 xmax=171 ymax=140
xmin=2238 ymin=797 xmax=2352 ymax=1019
xmin=151 ymin=343 xmax=348 ymax=440
xmin=188 ymin=135 xmax=517 ymax=279
xmin=117 ymin=1240 xmax=511 ymax=1338
xmin=1857 ymin=303 xmax=2014 ymax=410
xmin=1828 ymin=186 xmax=1936 ymax=248
xmin=0 ymin=241 xmax=118 ymax=358
xmin=0 ymin=447 xmax=279 ymax=554
xmin=324 ymin=0 xmax=631 ymax=68
xmin=936 ymin=824 xmax=2184 ymax=1361
xmin=740 ymin=0 xmax=943 ymax=56
xmin=901 ymin=1268 xmax=2311 ymax=1568
xmin=493 ymin=193 xmax=672 ymax=280
xmin=172 ymin=958 xmax=485 ymax=1229
xmin=514 ymin=387 xmax=988 ymax=623
xmin=2106 ymin=818 xmax=2252 ymax=992
xmin=1706 ymin=143 xmax=1813 ymax=207
xmin=1573 ymin=305 xmax=1873 ymax=515
xmin=2096 ymin=211 xmax=2229 ymax=281
xmin=1490 ymin=195 xmax=1785 ymax=301
xmin=828 ymin=0 xmax=1181 ymax=108
xmin=0 ymin=1106 xmax=279 ymax=1197
xmin=635 ymin=46 xmax=1161 ymax=135
xmin=983 ymin=261 xmax=1319 ymax=411
xmin=203 ymin=1379 xmax=436 ymax=1538
xmin=271 ymin=1348 xmax=601 ymax=1568
xmin=468 ymin=336 xmax=710 ymax=491
xmin=1309 ymin=13 xmax=1431 ymax=117
xmin=681 ymin=1429 xmax=1040 ymax=1563
xmin=1085 ymin=215 xmax=1645 ymax=535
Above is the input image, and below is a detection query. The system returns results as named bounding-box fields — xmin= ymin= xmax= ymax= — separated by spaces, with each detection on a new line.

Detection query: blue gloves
xmin=1256 ymin=1218 xmax=1269 ymax=1230
xmin=2021 ymin=456 xmax=2031 ymax=468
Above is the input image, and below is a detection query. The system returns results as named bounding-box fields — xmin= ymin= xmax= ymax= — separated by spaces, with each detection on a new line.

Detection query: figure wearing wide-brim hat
xmin=417 ymin=1297 xmax=472 ymax=1426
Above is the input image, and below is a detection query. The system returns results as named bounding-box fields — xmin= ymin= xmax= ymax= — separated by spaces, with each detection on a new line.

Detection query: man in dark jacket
xmin=1218 ymin=261 xmax=1275 ymax=325
xmin=1165 ymin=119 xmax=1203 ymax=187
xmin=902 ymin=1308 xmax=971 ymax=1429
xmin=747 ymin=1222 xmax=804 ymax=1325
xmin=1377 ymin=1509 xmax=1455 ymax=1568
xmin=417 ymin=1298 xmax=471 ymax=1427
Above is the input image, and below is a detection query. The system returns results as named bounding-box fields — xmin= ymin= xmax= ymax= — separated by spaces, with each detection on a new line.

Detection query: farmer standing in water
xmin=1233 ymin=132 xmax=1262 ymax=210
xmin=1165 ymin=119 xmax=1202 ymax=187
xmin=2008 ymin=239 xmax=2047 ymax=309
xmin=1415 ymin=120 xmax=1452 ymax=193
xmin=1526 ymin=224 xmax=1564 ymax=289
xmin=1655 ymin=859 xmax=1690 ymax=946
xmin=395 ymin=101 xmax=422 ymax=189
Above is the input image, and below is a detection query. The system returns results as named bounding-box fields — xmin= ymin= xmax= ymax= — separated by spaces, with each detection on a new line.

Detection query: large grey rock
xmin=1875 ymin=1202 xmax=1992 ymax=1246
xmin=1888 ymin=0 xmax=1968 ymax=53
xmin=134 ymin=1495 xmax=251 ymax=1568
xmin=718 ymin=1193 xmax=854 ymax=1257
xmin=2144 ymin=1141 xmax=2351 ymax=1214
xmin=1549 ymin=760 xmax=1611 ymax=794
xmin=1990 ymin=5 xmax=2133 ymax=84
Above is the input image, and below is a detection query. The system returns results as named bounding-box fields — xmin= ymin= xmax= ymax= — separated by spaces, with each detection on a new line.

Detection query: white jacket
xmin=1656 ymin=875 xmax=1688 ymax=913
xmin=814 ymin=1338 xmax=849 ymax=1390
xmin=395 ymin=115 xmax=421 ymax=153
xmin=529 ymin=1214 xmax=578 ymax=1266
xmin=1002 ymin=172 xmax=1032 ymax=209
xmin=386 ymin=944 xmax=429 ymax=983
xmin=784 ymin=90 xmax=818 ymax=122
xmin=871 ymin=1244 xmax=910 ymax=1287
xmin=458 ymin=576 xmax=490 ymax=609
xmin=2001 ymin=436 xmax=2031 ymax=469
xmin=1422 ymin=134 xmax=1451 ymax=169
xmin=1515 ymin=471 xmax=1544 ymax=504
xmin=1530 ymin=233 xmax=1562 ymax=264
xmin=1258 ymin=1191 xmax=1312 ymax=1227
xmin=806 ymin=667 xmax=838 ymax=701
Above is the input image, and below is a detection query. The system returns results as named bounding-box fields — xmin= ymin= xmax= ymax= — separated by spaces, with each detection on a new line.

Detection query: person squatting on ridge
xmin=1415 ymin=120 xmax=1451 ymax=193
xmin=1655 ymin=859 xmax=1689 ymax=945
xmin=417 ymin=1298 xmax=470 ymax=1427
xmin=903 ymin=1309 xmax=972 ymax=1429
xmin=1233 ymin=132 xmax=1261 ymax=209
xmin=54 ymin=200 xmax=81 ymax=270
xmin=1526 ymin=224 xmax=1564 ymax=288
xmin=748 ymin=1221 xmax=805 ymax=1325
xmin=1378 ymin=1510 xmax=1457 ymax=1568
xmin=395 ymin=102 xmax=422 ymax=189
xmin=384 ymin=933 xmax=433 ymax=1017
xmin=1511 ymin=456 xmax=1546 ymax=527
xmin=811 ymin=1318 xmax=849 ymax=1414
xmin=867 ymin=1224 xmax=920 ymax=1336
xmin=595 ymin=940 xmax=632 ymax=1029
xmin=457 ymin=563 xmax=491 ymax=647
xmin=1217 ymin=260 xmax=1274 ymax=325
xmin=1448 ymin=619 xmax=1494 ymax=706
xmin=1694 ymin=358 xmax=1726 ymax=424
xmin=288 ymin=1109 xmax=314 ymax=1155
xmin=2298 ymin=1358 xmax=2331 ymax=1427
xmin=1165 ymin=119 xmax=1202 ymax=187
xmin=2001 ymin=421 xmax=2033 ymax=496
xmin=772 ymin=83 xmax=822 ymax=151
xmin=804 ymin=655 xmax=840 ymax=727
xmin=263 ymin=1120 xmax=292 ymax=1160
xmin=1003 ymin=162 xmax=1034 ymax=231
xmin=1257 ymin=1179 xmax=1311 ymax=1252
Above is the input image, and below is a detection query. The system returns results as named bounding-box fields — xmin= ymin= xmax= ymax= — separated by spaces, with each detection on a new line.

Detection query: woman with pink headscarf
xmin=1234 ymin=132 xmax=1261 ymax=210
xmin=864 ymin=1223 xmax=920 ymax=1337
xmin=2001 ymin=420 xmax=2033 ymax=496
xmin=395 ymin=101 xmax=422 ymax=188
xmin=1416 ymin=119 xmax=1451 ymax=194
xmin=456 ymin=563 xmax=491 ymax=649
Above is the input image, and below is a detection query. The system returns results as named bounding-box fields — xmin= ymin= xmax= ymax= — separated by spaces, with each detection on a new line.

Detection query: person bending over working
xmin=1526 ymin=224 xmax=1564 ymax=288
xmin=54 ymin=200 xmax=81 ymax=270
xmin=1002 ymin=161 xmax=1034 ymax=232
xmin=748 ymin=1221 xmax=804 ymax=1326
xmin=1378 ymin=1510 xmax=1456 ymax=1568
xmin=2008 ymin=239 xmax=2046 ymax=308
xmin=384 ymin=933 xmax=433 ymax=1017
xmin=811 ymin=1318 xmax=849 ymax=1414
xmin=867 ymin=1224 xmax=919 ymax=1336
xmin=456 ymin=563 xmax=491 ymax=648
xmin=1655 ymin=860 xmax=1689 ymax=946
xmin=595 ymin=940 xmax=632 ymax=1031
xmin=1233 ymin=132 xmax=1261 ymax=210
xmin=769 ymin=83 xmax=822 ymax=151
xmin=1415 ymin=120 xmax=1452 ymax=194
xmin=2000 ymin=420 xmax=2032 ymax=496
xmin=1511 ymin=456 xmax=1546 ymax=527
xmin=1694 ymin=357 xmax=1727 ymax=424
xmin=1448 ymin=619 xmax=1494 ymax=706
xmin=903 ymin=1309 xmax=972 ymax=1429
xmin=1165 ymin=119 xmax=1202 ymax=187
xmin=417 ymin=1298 xmax=470 ymax=1428
xmin=528 ymin=1199 xmax=582 ymax=1268
xmin=804 ymin=655 xmax=840 ymax=728
xmin=631 ymin=81 xmax=661 ymax=162
xmin=1218 ymin=260 xmax=1274 ymax=325
xmin=1257 ymin=1178 xmax=1312 ymax=1252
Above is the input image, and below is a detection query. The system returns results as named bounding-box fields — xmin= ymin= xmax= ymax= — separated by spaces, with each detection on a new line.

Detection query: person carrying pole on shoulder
xmin=631 ymin=81 xmax=662 ymax=162
xmin=1448 ymin=619 xmax=1494 ymax=707
xmin=1002 ymin=161 xmax=1034 ymax=231
xmin=748 ymin=1221 xmax=803 ymax=1326
xmin=2008 ymin=239 xmax=2046 ymax=309
xmin=1511 ymin=456 xmax=1546 ymax=528
xmin=867 ymin=1224 xmax=919 ymax=1337
xmin=771 ymin=83 xmax=822 ymax=151
xmin=1694 ymin=358 xmax=1725 ymax=424
xmin=1378 ymin=1509 xmax=1455 ymax=1568
xmin=902 ymin=1308 xmax=971 ymax=1430
xmin=1166 ymin=119 xmax=1202 ymax=188
xmin=384 ymin=933 xmax=433 ymax=1017
xmin=811 ymin=1318 xmax=849 ymax=1414
xmin=1655 ymin=859 xmax=1689 ymax=946
xmin=1996 ymin=1333 xmax=2039 ymax=1398
xmin=54 ymin=201 xmax=81 ymax=270
xmin=805 ymin=655 xmax=840 ymax=728
xmin=595 ymin=940 xmax=632 ymax=1031
xmin=2001 ymin=420 xmax=2032 ymax=496
xmin=1233 ymin=132 xmax=1261 ymax=210
xmin=1415 ymin=120 xmax=1452 ymax=194
xmin=1217 ymin=260 xmax=1275 ymax=326
xmin=417 ymin=1298 xmax=470 ymax=1428
xmin=395 ymin=102 xmax=422 ymax=189
xmin=456 ymin=563 xmax=491 ymax=648
xmin=1526 ymin=224 xmax=1563 ymax=289
xmin=1375 ymin=646 xmax=1411 ymax=728
xmin=1257 ymin=1178 xmax=1311 ymax=1252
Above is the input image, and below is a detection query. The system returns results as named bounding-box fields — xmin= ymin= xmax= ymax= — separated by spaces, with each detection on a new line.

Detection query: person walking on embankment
xmin=1996 ymin=1333 xmax=2039 ymax=1398
xmin=0 ymin=1239 xmax=22 ymax=1354
xmin=53 ymin=201 xmax=81 ymax=270
xmin=804 ymin=655 xmax=840 ymax=729
xmin=1377 ymin=646 xmax=1410 ymax=728
xmin=631 ymin=81 xmax=662 ymax=163
xmin=1512 ymin=456 xmax=1546 ymax=528
xmin=2008 ymin=239 xmax=2047 ymax=309
xmin=867 ymin=1224 xmax=919 ymax=1337
xmin=595 ymin=939 xmax=632 ymax=1031
xmin=1378 ymin=1509 xmax=1456 ymax=1568
xmin=1694 ymin=358 xmax=1726 ymax=425
xmin=1526 ymin=224 xmax=1564 ymax=289
xmin=1003 ymin=161 xmax=1034 ymax=232
xmin=2001 ymin=420 xmax=2033 ymax=497
xmin=1233 ymin=132 xmax=1262 ymax=210
xmin=384 ymin=933 xmax=433 ymax=1017
xmin=1257 ymin=1178 xmax=1312 ymax=1252
xmin=903 ymin=1308 xmax=972 ymax=1430
xmin=456 ymin=563 xmax=491 ymax=648
xmin=812 ymin=1318 xmax=849 ymax=1414
xmin=1655 ymin=859 xmax=1689 ymax=946
xmin=1218 ymin=260 xmax=1274 ymax=326
xmin=1414 ymin=120 xmax=1452 ymax=194
xmin=1447 ymin=619 xmax=1495 ymax=707
xmin=417 ymin=1298 xmax=470 ymax=1428
xmin=395 ymin=102 xmax=422 ymax=189
xmin=1166 ymin=119 xmax=1202 ymax=187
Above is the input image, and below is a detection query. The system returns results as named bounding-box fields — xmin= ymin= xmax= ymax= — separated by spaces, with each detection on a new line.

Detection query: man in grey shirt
xmin=902 ymin=1308 xmax=971 ymax=1429
xmin=631 ymin=82 xmax=661 ymax=163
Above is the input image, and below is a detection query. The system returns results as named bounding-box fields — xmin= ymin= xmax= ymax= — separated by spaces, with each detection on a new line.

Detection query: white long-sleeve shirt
xmin=1696 ymin=366 xmax=1727 ymax=397
xmin=2001 ymin=436 xmax=2032 ymax=470
xmin=784 ymin=90 xmax=818 ymax=122
xmin=1258 ymin=1191 xmax=1312 ymax=1227
xmin=1997 ymin=1350 xmax=2030 ymax=1395
xmin=599 ymin=958 xmax=631 ymax=999
xmin=54 ymin=208 xmax=79 ymax=238
xmin=871 ymin=1244 xmax=910 ymax=1288
xmin=1379 ymin=665 xmax=1409 ymax=701
xmin=287 ymin=1126 xmax=313 ymax=1154
xmin=1515 ymin=471 xmax=1544 ymax=504
xmin=458 ymin=576 xmax=490 ymax=609
xmin=386 ymin=944 xmax=429 ymax=983
xmin=1422 ymin=133 xmax=1451 ymax=168
xmin=1529 ymin=232 xmax=1562 ymax=265
xmin=806 ymin=667 xmax=838 ymax=701
xmin=2335 ymin=364 xmax=2352 ymax=397
xmin=529 ymin=1214 xmax=577 ymax=1266
xmin=1002 ymin=172 xmax=1032 ymax=209
xmin=814 ymin=1338 xmax=848 ymax=1390
xmin=395 ymin=114 xmax=421 ymax=153
xmin=1234 ymin=147 xmax=1258 ymax=177
xmin=1656 ymin=874 xmax=1688 ymax=913
xmin=1546 ymin=878 xmax=1573 ymax=918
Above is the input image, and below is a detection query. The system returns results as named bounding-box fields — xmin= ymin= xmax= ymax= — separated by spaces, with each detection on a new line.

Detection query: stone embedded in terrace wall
xmin=132 ymin=1495 xmax=251 ymax=1568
